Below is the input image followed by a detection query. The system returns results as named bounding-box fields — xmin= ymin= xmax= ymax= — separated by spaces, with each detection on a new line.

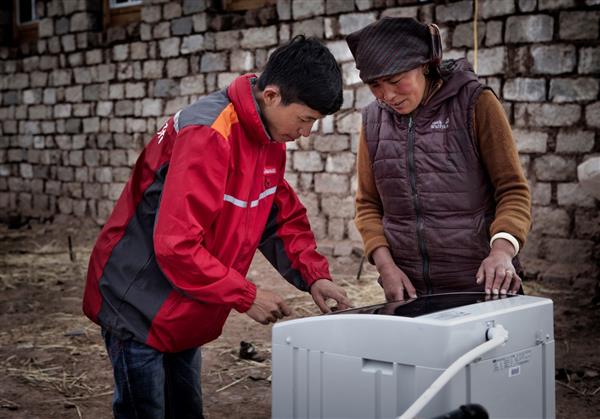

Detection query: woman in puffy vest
xmin=347 ymin=17 xmax=531 ymax=301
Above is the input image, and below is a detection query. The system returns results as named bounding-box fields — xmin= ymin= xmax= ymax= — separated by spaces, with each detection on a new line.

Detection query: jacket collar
xmin=227 ymin=74 xmax=272 ymax=146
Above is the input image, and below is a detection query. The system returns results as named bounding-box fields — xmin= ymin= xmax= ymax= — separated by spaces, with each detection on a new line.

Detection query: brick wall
xmin=0 ymin=0 xmax=598 ymax=281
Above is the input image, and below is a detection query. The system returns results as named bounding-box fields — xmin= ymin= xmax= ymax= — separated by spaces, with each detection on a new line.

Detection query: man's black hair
xmin=257 ymin=35 xmax=343 ymax=115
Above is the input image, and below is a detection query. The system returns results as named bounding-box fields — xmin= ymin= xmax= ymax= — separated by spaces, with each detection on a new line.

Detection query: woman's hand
xmin=372 ymin=246 xmax=417 ymax=302
xmin=476 ymin=238 xmax=521 ymax=295
xmin=378 ymin=263 xmax=417 ymax=302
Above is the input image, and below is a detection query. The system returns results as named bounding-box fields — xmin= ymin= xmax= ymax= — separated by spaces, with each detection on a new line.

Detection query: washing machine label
xmin=492 ymin=349 xmax=531 ymax=376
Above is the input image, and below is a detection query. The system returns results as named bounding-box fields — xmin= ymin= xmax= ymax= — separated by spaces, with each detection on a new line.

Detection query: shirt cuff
xmin=490 ymin=232 xmax=520 ymax=257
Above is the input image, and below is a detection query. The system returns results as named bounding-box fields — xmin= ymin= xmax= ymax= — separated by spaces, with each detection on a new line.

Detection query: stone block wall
xmin=0 ymin=0 xmax=598 ymax=279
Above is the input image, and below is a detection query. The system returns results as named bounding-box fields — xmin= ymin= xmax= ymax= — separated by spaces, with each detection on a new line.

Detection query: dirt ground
xmin=0 ymin=222 xmax=599 ymax=419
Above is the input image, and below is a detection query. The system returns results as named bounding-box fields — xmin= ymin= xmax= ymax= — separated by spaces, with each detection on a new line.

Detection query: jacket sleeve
xmin=258 ymin=177 xmax=331 ymax=292
xmin=354 ymin=128 xmax=390 ymax=264
xmin=153 ymin=125 xmax=257 ymax=313
xmin=474 ymin=90 xmax=532 ymax=248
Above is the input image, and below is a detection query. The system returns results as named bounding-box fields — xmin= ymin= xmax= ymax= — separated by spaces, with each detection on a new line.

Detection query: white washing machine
xmin=272 ymin=293 xmax=555 ymax=419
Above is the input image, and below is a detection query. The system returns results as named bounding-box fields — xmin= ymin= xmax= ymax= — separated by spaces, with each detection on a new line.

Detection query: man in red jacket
xmin=83 ymin=36 xmax=351 ymax=419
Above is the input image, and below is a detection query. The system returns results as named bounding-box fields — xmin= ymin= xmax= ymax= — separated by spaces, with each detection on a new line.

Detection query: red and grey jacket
xmin=83 ymin=74 xmax=331 ymax=352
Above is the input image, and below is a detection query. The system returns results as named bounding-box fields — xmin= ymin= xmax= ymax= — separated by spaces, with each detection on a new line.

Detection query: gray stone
xmin=183 ymin=0 xmax=207 ymax=14
xmin=585 ymin=102 xmax=600 ymax=128
xmin=293 ymin=151 xmax=323 ymax=172
xmin=54 ymin=104 xmax=72 ymax=119
xmin=65 ymin=85 xmax=83 ymax=102
xmin=153 ymin=22 xmax=171 ymax=39
xmin=141 ymin=5 xmax=161 ymax=23
xmin=325 ymin=152 xmax=355 ymax=173
xmin=159 ymin=38 xmax=181 ymax=58
xmin=321 ymin=195 xmax=354 ymax=217
xmin=108 ymin=84 xmax=125 ymax=100
xmin=503 ymin=78 xmax=546 ymax=102
xmin=277 ymin=0 xmax=291 ymax=20
xmin=541 ymin=238 xmax=594 ymax=264
xmin=479 ymin=0 xmax=515 ymax=18
xmin=514 ymin=103 xmax=581 ymax=127
xmin=73 ymin=67 xmax=92 ymax=84
xmin=324 ymin=16 xmax=336 ymax=39
xmin=166 ymin=58 xmax=189 ymax=78
xmin=112 ymin=44 xmax=129 ymax=62
xmin=64 ymin=118 xmax=82 ymax=134
xmin=180 ymin=75 xmax=205 ymax=95
xmin=39 ymin=18 xmax=54 ymax=38
xmin=557 ymin=182 xmax=596 ymax=207
xmin=381 ymin=6 xmax=418 ymax=18
xmin=215 ymin=31 xmax=240 ymax=50
xmin=452 ymin=21 xmax=485 ymax=48
xmin=338 ymin=13 xmax=377 ymax=35
xmin=326 ymin=0 xmax=354 ymax=15
xmin=341 ymin=89 xmax=354 ymax=110
xmin=70 ymin=12 xmax=96 ymax=32
xmin=171 ymin=17 xmax=193 ymax=36
xmin=313 ymin=134 xmax=349 ymax=152
xmin=549 ymin=78 xmax=599 ymax=103
xmin=55 ymin=17 xmax=70 ymax=35
xmin=141 ymin=99 xmax=163 ymax=117
xmin=326 ymin=40 xmax=353 ymax=62
xmin=342 ymin=62 xmax=361 ymax=85
xmin=125 ymin=83 xmax=146 ymax=99
xmin=532 ymin=206 xmax=570 ymax=236
xmin=51 ymin=69 xmax=72 ymax=86
xmin=292 ymin=0 xmax=324 ymax=19
xmin=467 ymin=47 xmax=505 ymax=76
xmin=315 ymin=173 xmax=350 ymax=193
xmin=200 ymin=52 xmax=227 ymax=72
xmin=518 ymin=0 xmax=537 ymax=12
xmin=513 ymin=129 xmax=548 ymax=153
xmin=163 ymin=2 xmax=182 ymax=19
xmin=192 ymin=13 xmax=207 ymax=33
xmin=531 ymin=45 xmax=576 ymax=74
xmin=579 ymin=47 xmax=600 ymax=74
xmin=143 ymin=61 xmax=164 ymax=79
xmin=83 ymin=84 xmax=102 ymax=101
xmin=292 ymin=18 xmax=324 ymax=38
xmin=241 ymin=26 xmax=278 ymax=49
xmin=531 ymin=182 xmax=551 ymax=205
xmin=82 ymin=117 xmax=100 ymax=134
xmin=230 ymin=50 xmax=254 ymax=72
xmin=130 ymin=42 xmax=148 ymax=60
xmin=336 ymin=111 xmax=362 ymax=134
xmin=534 ymin=155 xmax=577 ymax=181
xmin=181 ymin=34 xmax=204 ymax=54
xmin=505 ymin=15 xmax=553 ymax=43
xmin=435 ymin=1 xmax=472 ymax=22
xmin=559 ymin=11 xmax=599 ymax=40
xmin=538 ymin=0 xmax=576 ymax=9
xmin=115 ymin=100 xmax=135 ymax=116
xmin=575 ymin=209 xmax=600 ymax=239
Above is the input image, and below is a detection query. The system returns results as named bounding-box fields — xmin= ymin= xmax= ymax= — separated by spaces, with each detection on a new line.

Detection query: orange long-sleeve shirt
xmin=355 ymin=89 xmax=532 ymax=263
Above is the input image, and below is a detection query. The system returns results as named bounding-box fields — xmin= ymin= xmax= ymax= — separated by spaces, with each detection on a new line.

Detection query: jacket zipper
xmin=407 ymin=116 xmax=432 ymax=295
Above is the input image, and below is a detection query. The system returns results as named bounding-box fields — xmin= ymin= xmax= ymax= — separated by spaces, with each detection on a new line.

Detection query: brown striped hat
xmin=346 ymin=17 xmax=443 ymax=83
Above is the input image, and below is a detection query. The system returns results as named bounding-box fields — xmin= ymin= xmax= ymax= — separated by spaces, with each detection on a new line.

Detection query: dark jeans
xmin=102 ymin=328 xmax=204 ymax=419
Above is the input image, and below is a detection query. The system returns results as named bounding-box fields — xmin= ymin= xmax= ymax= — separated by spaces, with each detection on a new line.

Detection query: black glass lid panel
xmin=331 ymin=292 xmax=517 ymax=318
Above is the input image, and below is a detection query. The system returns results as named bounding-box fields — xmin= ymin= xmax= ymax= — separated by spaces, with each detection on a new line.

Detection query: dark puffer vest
xmin=363 ymin=59 xmax=495 ymax=294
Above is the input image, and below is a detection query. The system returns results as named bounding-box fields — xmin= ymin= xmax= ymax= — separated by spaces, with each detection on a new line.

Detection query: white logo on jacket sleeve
xmin=156 ymin=121 xmax=169 ymax=144
xmin=430 ymin=118 xmax=449 ymax=130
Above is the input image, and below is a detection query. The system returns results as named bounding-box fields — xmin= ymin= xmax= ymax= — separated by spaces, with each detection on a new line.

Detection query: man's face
xmin=259 ymin=86 xmax=324 ymax=143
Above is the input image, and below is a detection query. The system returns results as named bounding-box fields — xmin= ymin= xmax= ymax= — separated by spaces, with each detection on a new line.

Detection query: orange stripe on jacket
xmin=211 ymin=103 xmax=238 ymax=140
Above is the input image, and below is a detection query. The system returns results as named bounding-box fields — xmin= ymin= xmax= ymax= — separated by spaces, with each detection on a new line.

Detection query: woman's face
xmin=367 ymin=65 xmax=427 ymax=115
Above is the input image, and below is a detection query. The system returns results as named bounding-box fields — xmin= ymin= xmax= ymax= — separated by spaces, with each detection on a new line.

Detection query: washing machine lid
xmin=332 ymin=292 xmax=518 ymax=318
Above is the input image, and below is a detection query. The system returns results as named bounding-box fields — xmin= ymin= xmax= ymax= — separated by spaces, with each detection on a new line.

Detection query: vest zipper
xmin=407 ymin=116 xmax=432 ymax=295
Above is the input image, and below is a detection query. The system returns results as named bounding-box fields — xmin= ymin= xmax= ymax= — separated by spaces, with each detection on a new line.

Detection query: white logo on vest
xmin=430 ymin=118 xmax=450 ymax=130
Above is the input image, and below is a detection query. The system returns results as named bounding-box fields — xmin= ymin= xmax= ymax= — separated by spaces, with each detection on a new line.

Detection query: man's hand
xmin=310 ymin=279 xmax=353 ymax=313
xmin=245 ymin=289 xmax=291 ymax=325
xmin=379 ymin=263 xmax=417 ymax=302
xmin=476 ymin=238 xmax=521 ymax=295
